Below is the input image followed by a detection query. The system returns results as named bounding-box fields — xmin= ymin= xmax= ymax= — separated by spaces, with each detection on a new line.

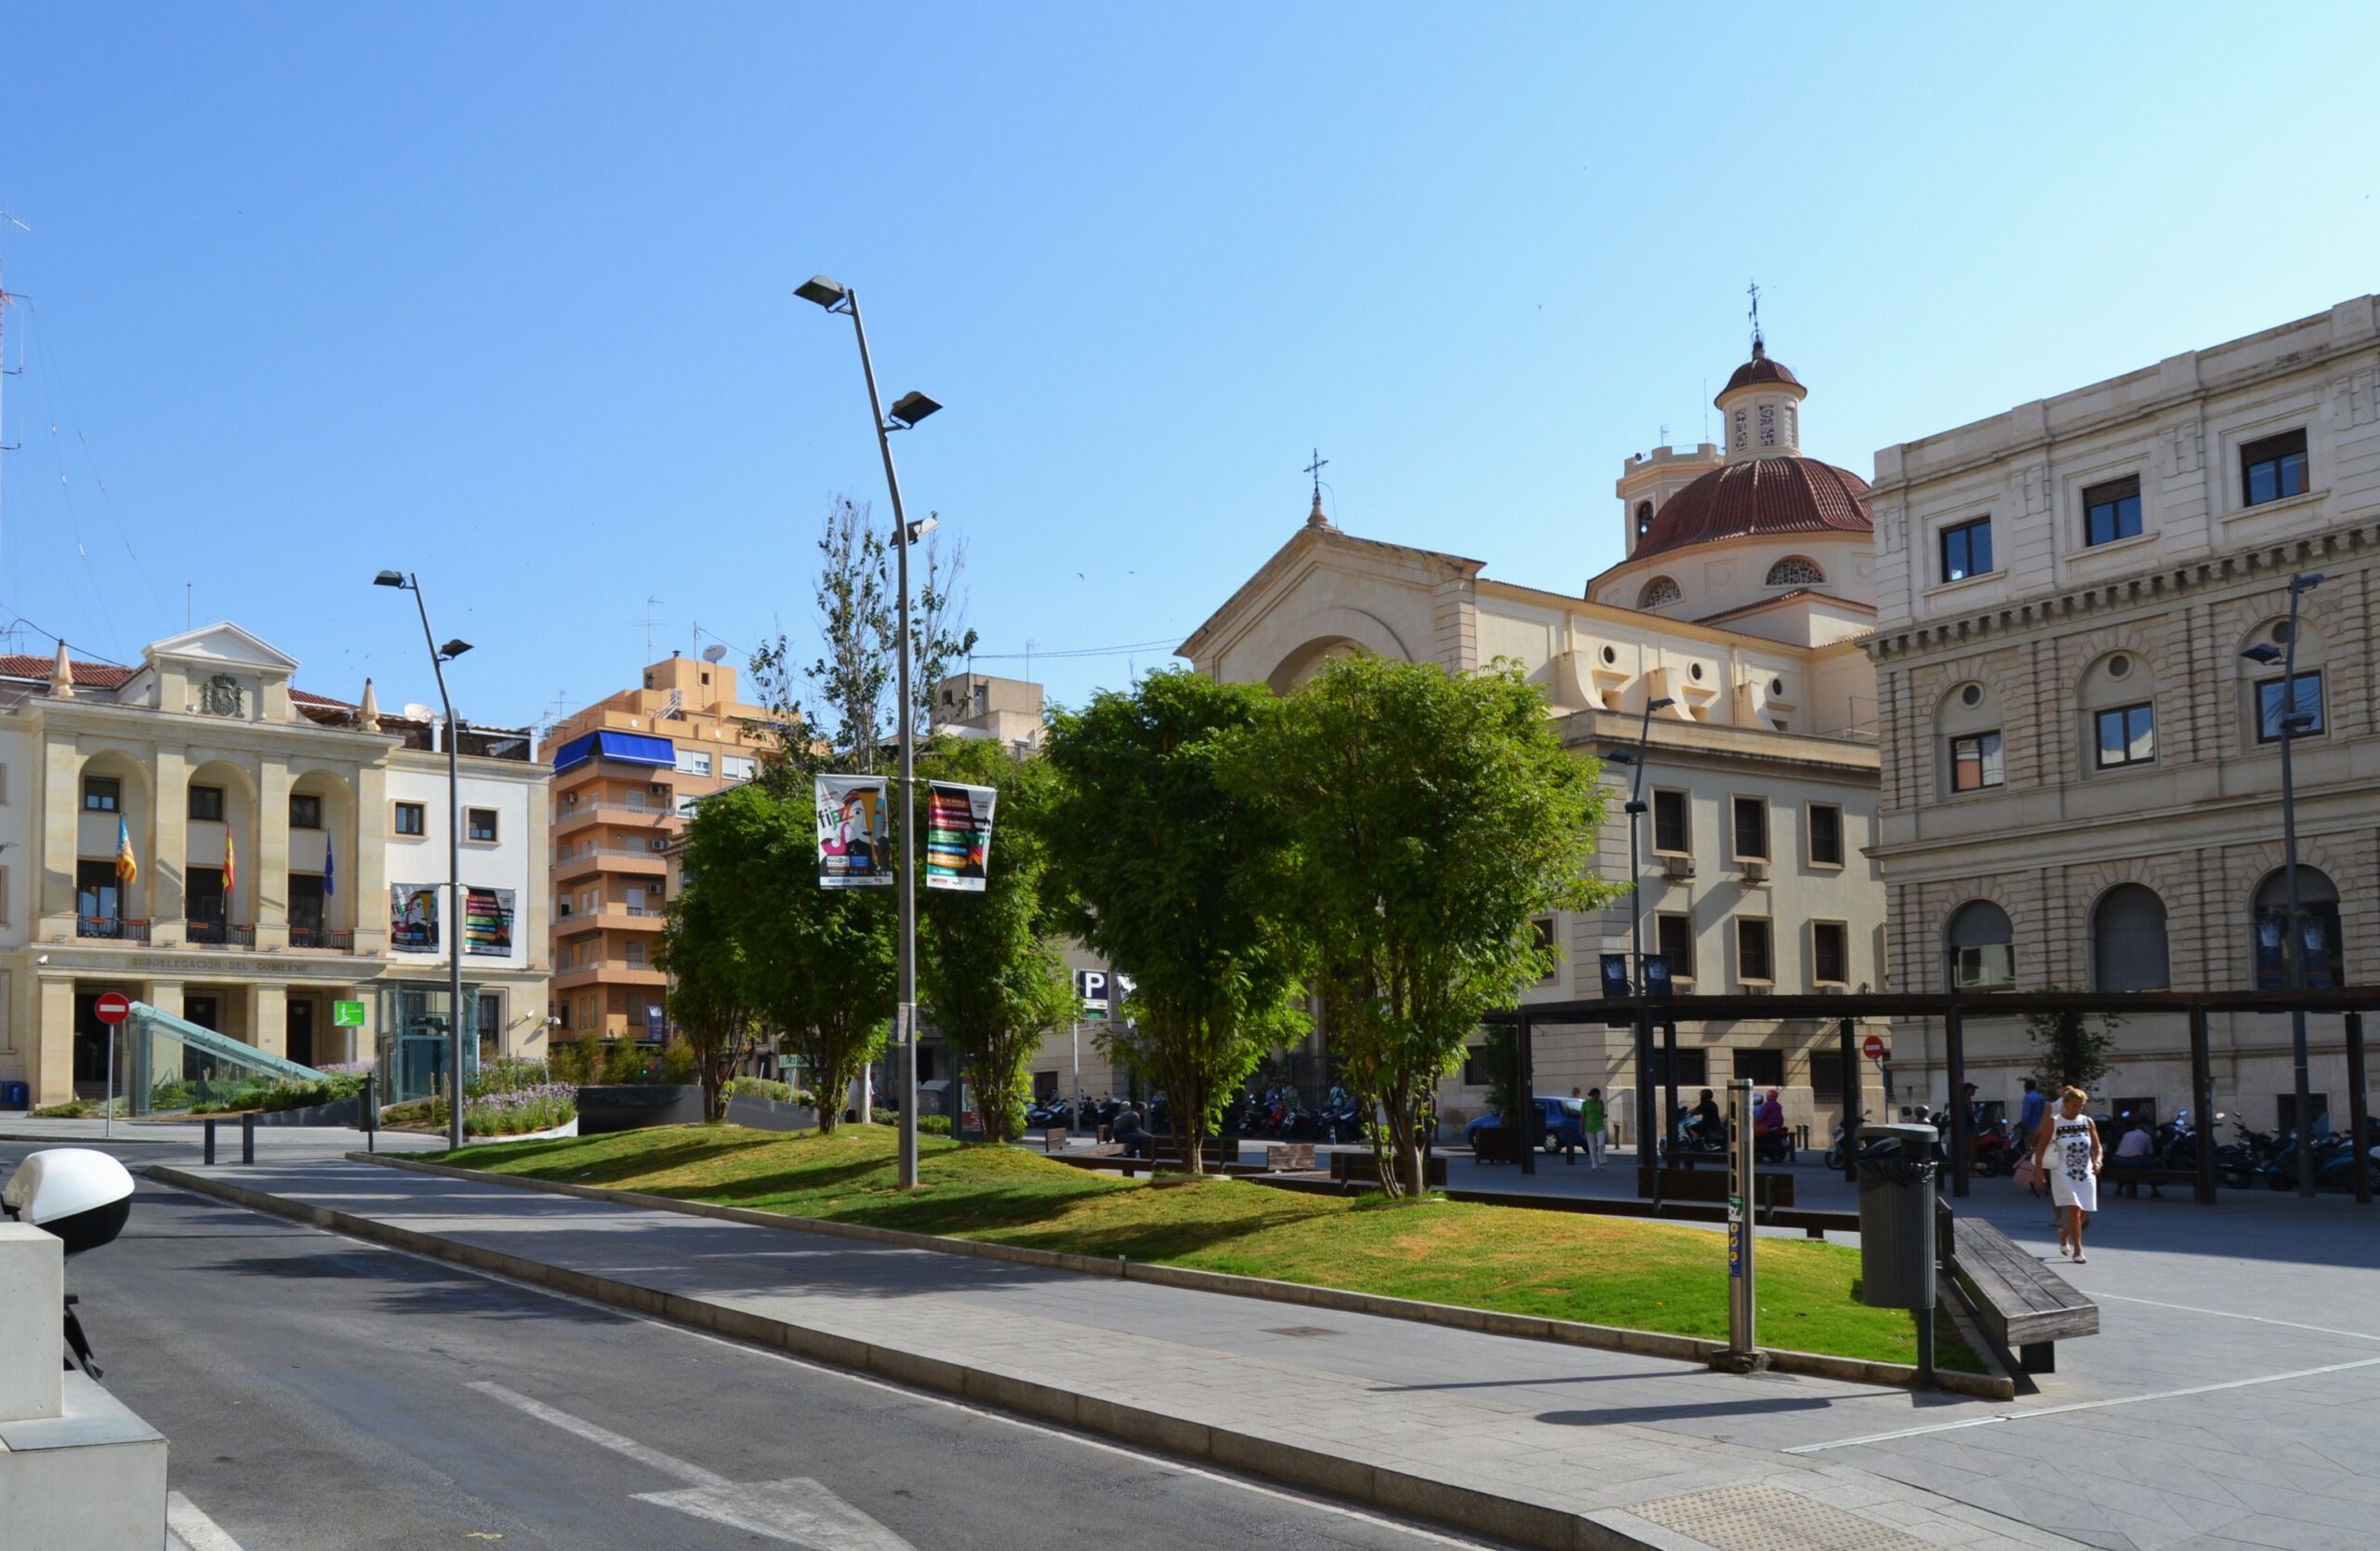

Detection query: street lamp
xmin=2241 ymin=570 xmax=2324 ymax=1197
xmin=376 ymin=569 xmax=473 ymax=1151
xmin=797 ymin=273 xmax=938 ymax=1190
xmin=1601 ymin=696 xmax=1678 ymax=987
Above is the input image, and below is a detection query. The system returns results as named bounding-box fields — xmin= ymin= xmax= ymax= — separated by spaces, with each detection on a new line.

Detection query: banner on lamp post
xmin=924 ymin=781 xmax=997 ymax=893
xmin=814 ymin=775 xmax=893 ymax=889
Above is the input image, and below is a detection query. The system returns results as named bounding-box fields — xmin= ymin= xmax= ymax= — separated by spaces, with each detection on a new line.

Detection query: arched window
xmin=1638 ymin=576 xmax=1682 ymax=609
xmin=1946 ymin=900 xmax=2014 ymax=989
xmin=1764 ymin=555 xmax=1826 ymax=587
xmin=1936 ymin=681 xmax=2003 ymax=796
xmin=2253 ymin=868 xmax=2344 ymax=989
xmin=2092 ymin=884 xmax=2169 ymax=990
xmin=1634 ymin=500 xmax=1655 ymax=541
xmin=2079 ymin=650 xmax=2157 ymax=772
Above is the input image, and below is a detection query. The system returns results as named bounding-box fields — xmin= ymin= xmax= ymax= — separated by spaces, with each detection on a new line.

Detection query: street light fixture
xmin=1603 ymin=696 xmax=1678 ymax=990
xmin=374 ymin=567 xmax=470 ymax=1151
xmin=2240 ymin=570 xmax=2324 ymax=1197
xmin=798 ymin=272 xmax=939 ymax=1190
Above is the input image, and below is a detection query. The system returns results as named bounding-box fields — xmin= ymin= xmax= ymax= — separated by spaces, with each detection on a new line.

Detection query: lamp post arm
xmin=403 ymin=572 xmax=466 ymax=1152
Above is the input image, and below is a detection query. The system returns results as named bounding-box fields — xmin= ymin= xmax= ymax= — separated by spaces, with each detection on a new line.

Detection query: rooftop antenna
xmin=644 ymin=595 xmax=667 ymax=659
xmin=0 ymin=212 xmax=29 ymax=614
xmin=1024 ymin=638 xmax=1038 ymax=682
xmin=701 ymin=643 xmax=727 ymax=664
xmin=1658 ymin=422 xmax=1670 ymax=452
xmin=1701 ymin=377 xmax=1710 ymax=444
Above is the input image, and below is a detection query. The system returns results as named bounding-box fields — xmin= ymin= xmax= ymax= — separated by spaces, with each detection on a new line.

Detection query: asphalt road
xmin=13 ymin=1147 xmax=1488 ymax=1551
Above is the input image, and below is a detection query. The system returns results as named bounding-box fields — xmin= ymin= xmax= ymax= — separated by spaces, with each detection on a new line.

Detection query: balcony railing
xmin=553 ymin=846 xmax=672 ymax=867
xmin=184 ymin=921 xmax=258 ymax=948
xmin=77 ymin=916 xmax=150 ymax=943
xmin=287 ymin=926 xmax=356 ymax=953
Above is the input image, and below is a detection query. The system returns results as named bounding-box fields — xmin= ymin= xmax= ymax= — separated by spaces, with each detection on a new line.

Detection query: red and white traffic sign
xmin=1861 ymin=1034 xmax=1885 ymax=1061
xmin=93 ymin=992 xmax=133 ymax=1025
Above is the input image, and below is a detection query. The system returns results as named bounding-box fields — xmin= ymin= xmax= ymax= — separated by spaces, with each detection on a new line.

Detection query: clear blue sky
xmin=5 ymin=3 xmax=2378 ymax=730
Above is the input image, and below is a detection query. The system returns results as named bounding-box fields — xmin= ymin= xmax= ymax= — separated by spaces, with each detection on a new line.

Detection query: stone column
xmin=251 ymin=983 xmax=287 ymax=1061
xmin=151 ymin=745 xmax=191 ymax=941
xmin=352 ymin=763 xmax=390 ymax=956
xmin=37 ymin=742 xmax=82 ymax=938
xmin=33 ymin=977 xmax=74 ymax=1108
xmin=255 ymin=756 xmax=292 ymax=949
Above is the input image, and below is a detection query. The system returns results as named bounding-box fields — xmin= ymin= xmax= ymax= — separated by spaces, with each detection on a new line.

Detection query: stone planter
xmin=576 ymin=1084 xmax=704 ymax=1134
xmin=251 ymin=1096 xmax=363 ymax=1127
xmin=725 ymin=1094 xmax=821 ymax=1133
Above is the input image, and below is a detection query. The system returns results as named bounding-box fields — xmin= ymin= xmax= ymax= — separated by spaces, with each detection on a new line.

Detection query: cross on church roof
xmin=1747 ymin=278 xmax=1763 ymax=353
xmin=1304 ymin=447 xmax=1329 ymax=503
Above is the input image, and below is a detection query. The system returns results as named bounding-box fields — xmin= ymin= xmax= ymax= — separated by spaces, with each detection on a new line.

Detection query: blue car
xmin=1466 ymin=1096 xmax=1583 ymax=1155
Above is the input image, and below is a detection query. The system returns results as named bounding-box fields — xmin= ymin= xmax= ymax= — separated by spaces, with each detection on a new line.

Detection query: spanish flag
xmin=114 ymin=816 xmax=138 ymax=886
xmin=223 ymin=825 xmax=236 ymax=897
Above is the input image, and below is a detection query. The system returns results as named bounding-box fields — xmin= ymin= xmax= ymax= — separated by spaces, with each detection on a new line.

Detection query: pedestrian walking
xmin=2017 ymin=1079 xmax=2044 ymax=1152
xmin=1580 ymin=1087 xmax=1607 ymax=1169
xmin=2032 ymin=1085 xmax=2102 ymax=1263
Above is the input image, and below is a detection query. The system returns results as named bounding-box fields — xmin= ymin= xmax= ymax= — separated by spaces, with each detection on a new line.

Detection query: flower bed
xmin=464 ymin=1082 xmax=577 ymax=1137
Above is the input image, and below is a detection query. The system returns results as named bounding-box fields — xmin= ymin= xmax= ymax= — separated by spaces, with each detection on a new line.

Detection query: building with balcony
xmin=1180 ymin=338 xmax=1889 ymax=1138
xmin=0 ymin=624 xmax=549 ymax=1108
xmin=1862 ymin=294 xmax=2380 ymax=1128
xmin=540 ymin=651 xmax=775 ymax=1040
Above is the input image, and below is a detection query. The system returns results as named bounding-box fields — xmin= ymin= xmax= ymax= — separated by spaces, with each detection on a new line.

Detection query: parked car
xmin=1465 ymin=1096 xmax=1583 ymax=1157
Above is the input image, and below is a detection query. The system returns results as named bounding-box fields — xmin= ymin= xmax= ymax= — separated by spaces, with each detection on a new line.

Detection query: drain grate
xmin=1624 ymin=1483 xmax=1936 ymax=1551
xmin=1259 ymin=1325 xmax=1342 ymax=1339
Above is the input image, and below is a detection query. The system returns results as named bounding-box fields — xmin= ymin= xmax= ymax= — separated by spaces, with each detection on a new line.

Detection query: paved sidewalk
xmin=153 ymin=1155 xmax=2076 ymax=1551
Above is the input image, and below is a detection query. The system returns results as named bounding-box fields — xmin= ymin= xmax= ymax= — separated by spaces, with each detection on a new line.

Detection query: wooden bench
xmin=2103 ymin=1161 xmax=2194 ymax=1199
xmin=1944 ymin=1213 xmax=2098 ymax=1373
xmin=1147 ymin=1138 xmax=1236 ymax=1172
xmin=1043 ymin=1128 xmax=1070 ymax=1153
xmin=1650 ymin=1168 xmax=1796 ymax=1210
xmin=1265 ymin=1143 xmax=1316 ymax=1173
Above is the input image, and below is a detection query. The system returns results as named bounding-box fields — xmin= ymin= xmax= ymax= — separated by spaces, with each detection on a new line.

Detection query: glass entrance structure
xmin=122 ymin=1003 xmax=329 ymax=1116
xmin=377 ymin=981 xmax=483 ymax=1104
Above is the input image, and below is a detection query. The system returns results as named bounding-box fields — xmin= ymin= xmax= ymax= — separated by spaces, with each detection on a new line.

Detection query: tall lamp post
xmin=2241 ymin=570 xmax=2324 ymax=1198
xmin=795 ymin=274 xmax=942 ymax=1191
xmin=1602 ymin=696 xmax=1678 ymax=984
xmin=375 ymin=569 xmax=473 ymax=1151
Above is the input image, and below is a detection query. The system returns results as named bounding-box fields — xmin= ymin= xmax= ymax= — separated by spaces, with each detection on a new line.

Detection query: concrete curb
xmin=146 ymin=1161 xmax=1669 ymax=1551
xmin=339 ymin=1150 xmax=2012 ymax=1400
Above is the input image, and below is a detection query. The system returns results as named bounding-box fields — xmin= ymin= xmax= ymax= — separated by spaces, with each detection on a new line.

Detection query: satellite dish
xmin=702 ymin=644 xmax=728 ymax=664
xmin=403 ymin=703 xmax=435 ymax=722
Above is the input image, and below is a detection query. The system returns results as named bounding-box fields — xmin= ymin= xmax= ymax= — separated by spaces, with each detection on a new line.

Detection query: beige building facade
xmin=1182 ymin=342 xmax=1891 ymax=1140
xmin=1863 ymin=294 xmax=2380 ymax=1127
xmin=0 ymin=625 xmax=549 ymax=1109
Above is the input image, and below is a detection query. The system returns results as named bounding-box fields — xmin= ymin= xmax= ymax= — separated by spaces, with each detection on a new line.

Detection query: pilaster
xmin=33 ymin=977 xmax=73 ymax=1107
xmin=37 ymin=741 xmax=80 ymax=933
xmin=353 ymin=763 xmax=390 ymax=956
xmin=251 ymin=984 xmax=286 ymax=1060
xmin=256 ymin=755 xmax=292 ymax=948
xmin=151 ymin=745 xmax=190 ymax=938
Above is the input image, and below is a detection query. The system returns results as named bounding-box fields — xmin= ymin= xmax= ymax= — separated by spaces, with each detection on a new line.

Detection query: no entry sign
xmin=1861 ymin=1034 xmax=1885 ymax=1061
xmin=94 ymin=992 xmax=133 ymax=1025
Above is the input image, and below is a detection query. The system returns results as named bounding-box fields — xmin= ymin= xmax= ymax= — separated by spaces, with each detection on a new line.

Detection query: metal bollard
xmin=204 ymin=1118 xmax=217 ymax=1166
xmin=241 ymin=1110 xmax=257 ymax=1165
xmin=362 ymin=1073 xmax=377 ymax=1155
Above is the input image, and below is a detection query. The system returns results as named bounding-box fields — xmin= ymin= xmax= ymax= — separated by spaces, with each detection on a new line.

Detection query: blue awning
xmin=553 ymin=730 xmax=676 ymax=772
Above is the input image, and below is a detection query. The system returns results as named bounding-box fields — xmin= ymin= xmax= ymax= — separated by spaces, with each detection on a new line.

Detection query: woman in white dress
xmin=2031 ymin=1085 xmax=2103 ymax=1263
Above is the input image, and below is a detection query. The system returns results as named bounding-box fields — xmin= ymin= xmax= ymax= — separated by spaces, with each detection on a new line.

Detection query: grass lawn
xmin=442 ymin=1124 xmax=1977 ymax=1370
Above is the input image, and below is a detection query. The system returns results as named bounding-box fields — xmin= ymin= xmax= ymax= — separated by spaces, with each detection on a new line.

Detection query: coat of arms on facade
xmin=199 ymin=673 xmax=245 ymax=717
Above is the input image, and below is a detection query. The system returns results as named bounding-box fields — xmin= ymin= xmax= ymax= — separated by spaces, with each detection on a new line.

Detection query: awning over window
xmin=552 ymin=730 xmax=676 ymax=772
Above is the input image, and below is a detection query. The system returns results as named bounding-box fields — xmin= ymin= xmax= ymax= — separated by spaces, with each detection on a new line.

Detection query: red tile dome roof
xmin=1722 ymin=344 xmax=1802 ymax=397
xmin=1633 ymin=456 xmax=1873 ymax=561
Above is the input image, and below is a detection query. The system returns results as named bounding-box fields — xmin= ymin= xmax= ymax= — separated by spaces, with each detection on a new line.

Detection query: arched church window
xmin=1634 ymin=500 xmax=1654 ymax=540
xmin=1764 ymin=556 xmax=1826 ymax=588
xmin=1638 ymin=576 xmax=1683 ymax=609
xmin=2092 ymin=884 xmax=2169 ymax=991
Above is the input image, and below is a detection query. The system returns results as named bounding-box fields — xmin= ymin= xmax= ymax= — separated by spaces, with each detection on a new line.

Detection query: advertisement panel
xmin=463 ymin=888 xmax=515 ymax=957
xmin=814 ymin=775 xmax=893 ymax=888
xmin=924 ymin=781 xmax=997 ymax=893
xmin=390 ymin=884 xmax=440 ymax=952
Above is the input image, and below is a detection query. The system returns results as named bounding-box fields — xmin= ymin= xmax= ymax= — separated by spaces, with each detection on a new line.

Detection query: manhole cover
xmin=1625 ymin=1483 xmax=1935 ymax=1551
xmin=1260 ymin=1325 xmax=1341 ymax=1338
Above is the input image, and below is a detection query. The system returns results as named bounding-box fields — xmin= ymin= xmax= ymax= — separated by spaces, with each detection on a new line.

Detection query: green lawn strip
xmin=442 ymin=1125 xmax=1978 ymax=1372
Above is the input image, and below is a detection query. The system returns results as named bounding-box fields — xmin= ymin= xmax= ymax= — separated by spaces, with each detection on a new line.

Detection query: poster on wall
xmin=814 ymin=775 xmax=893 ymax=888
xmin=464 ymin=888 xmax=515 ymax=957
xmin=390 ymin=884 xmax=440 ymax=952
xmin=924 ymin=780 xmax=997 ymax=893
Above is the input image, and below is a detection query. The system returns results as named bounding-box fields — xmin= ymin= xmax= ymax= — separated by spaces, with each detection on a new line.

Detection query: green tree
xmin=1240 ymin=655 xmax=1610 ymax=1197
xmin=677 ymin=782 xmax=892 ymax=1133
xmin=912 ymin=736 xmax=1072 ymax=1144
xmin=654 ymin=884 xmax=756 ymax=1122
xmin=1040 ymin=669 xmax=1309 ymax=1174
xmin=2024 ymin=991 xmax=2121 ymax=1097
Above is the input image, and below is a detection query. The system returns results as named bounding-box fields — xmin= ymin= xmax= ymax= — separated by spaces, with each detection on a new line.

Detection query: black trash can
xmin=1856 ymin=1122 xmax=1939 ymax=1310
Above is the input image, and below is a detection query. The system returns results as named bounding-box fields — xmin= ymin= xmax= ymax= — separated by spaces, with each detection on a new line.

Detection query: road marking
xmin=471 ymin=1381 xmax=913 ymax=1549
xmin=1783 ymin=1355 xmax=2380 ymax=1452
xmin=2094 ymin=1292 xmax=2380 ymax=1343
xmin=166 ymin=1491 xmax=248 ymax=1551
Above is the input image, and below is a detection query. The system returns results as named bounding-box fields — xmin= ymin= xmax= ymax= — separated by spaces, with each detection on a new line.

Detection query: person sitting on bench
xmin=1111 ymin=1103 xmax=1151 ymax=1160
xmin=2108 ymin=1115 xmax=2159 ymax=1197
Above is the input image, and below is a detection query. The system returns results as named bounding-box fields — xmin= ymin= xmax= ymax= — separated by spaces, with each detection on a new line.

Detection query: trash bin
xmin=0 ymin=1080 xmax=26 ymax=1109
xmin=1855 ymin=1122 xmax=1938 ymax=1310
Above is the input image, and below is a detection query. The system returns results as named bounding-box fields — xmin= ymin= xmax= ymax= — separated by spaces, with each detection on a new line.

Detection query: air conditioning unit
xmin=1818 ymin=984 xmax=1846 ymax=995
xmin=648 ymin=838 xmax=668 ymax=853
xmin=1661 ymin=855 xmax=1697 ymax=882
xmin=1739 ymin=860 xmax=1770 ymax=885
xmin=649 ymin=782 xmax=668 ymax=796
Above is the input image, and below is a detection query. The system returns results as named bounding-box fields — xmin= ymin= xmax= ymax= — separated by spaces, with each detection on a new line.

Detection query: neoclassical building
xmin=1864 ymin=294 xmax=2380 ymax=1126
xmin=1182 ymin=340 xmax=1890 ymax=1138
xmin=0 ymin=625 xmax=549 ymax=1108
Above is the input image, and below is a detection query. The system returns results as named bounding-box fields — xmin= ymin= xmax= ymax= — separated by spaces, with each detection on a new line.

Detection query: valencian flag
xmin=114 ymin=816 xmax=138 ymax=886
xmin=924 ymin=780 xmax=997 ymax=894
xmin=814 ymin=775 xmax=893 ymax=889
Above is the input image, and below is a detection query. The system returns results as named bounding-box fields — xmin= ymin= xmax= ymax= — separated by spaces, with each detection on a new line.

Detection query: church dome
xmin=1632 ymin=456 xmax=1872 ymax=561
xmin=1721 ymin=343 xmax=1802 ymax=397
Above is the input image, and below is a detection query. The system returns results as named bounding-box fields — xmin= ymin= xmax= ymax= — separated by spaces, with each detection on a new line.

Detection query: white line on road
xmin=2093 ymin=1292 xmax=2380 ymax=1343
xmin=1783 ymin=1355 xmax=2380 ymax=1452
xmin=166 ymin=1491 xmax=248 ymax=1551
xmin=469 ymin=1380 xmax=734 ymax=1488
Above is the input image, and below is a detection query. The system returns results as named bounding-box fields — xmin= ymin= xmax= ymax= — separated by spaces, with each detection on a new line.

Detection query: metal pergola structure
xmin=1482 ymin=988 xmax=2379 ymax=1206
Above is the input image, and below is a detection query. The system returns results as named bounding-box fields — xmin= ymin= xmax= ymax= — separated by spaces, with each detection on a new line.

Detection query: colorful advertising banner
xmin=815 ymin=775 xmax=893 ymax=888
xmin=924 ymin=780 xmax=997 ymax=893
xmin=463 ymin=887 xmax=516 ymax=957
xmin=390 ymin=883 xmax=440 ymax=952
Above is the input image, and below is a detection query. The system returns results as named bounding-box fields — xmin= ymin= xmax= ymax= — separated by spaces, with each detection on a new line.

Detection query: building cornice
xmin=1472 ymin=578 xmax=1839 ymax=659
xmin=1178 ymin=527 xmax=1484 ymax=662
xmin=17 ymin=696 xmax=400 ymax=760
xmin=1555 ymin=707 xmax=1880 ymax=776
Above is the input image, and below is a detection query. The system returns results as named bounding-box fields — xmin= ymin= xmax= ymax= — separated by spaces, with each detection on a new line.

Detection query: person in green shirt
xmin=1572 ymin=1087 xmax=1608 ymax=1169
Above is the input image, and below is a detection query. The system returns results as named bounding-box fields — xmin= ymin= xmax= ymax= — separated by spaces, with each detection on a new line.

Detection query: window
xmin=2094 ymin=703 xmax=2156 ymax=767
xmin=1634 ymin=500 xmax=1654 ymax=541
xmin=1950 ymin=731 xmax=2003 ymax=791
xmin=1531 ymin=918 xmax=1557 ymax=982
xmin=1652 ymin=789 xmax=1689 ymax=855
xmin=187 ymin=785 xmax=224 ymax=822
xmin=289 ymin=793 xmax=323 ymax=830
xmin=2092 ymin=884 xmax=2169 ymax=991
xmin=1736 ymin=918 xmax=1774 ymax=983
xmin=1806 ymin=803 xmax=1844 ymax=867
xmin=1730 ymin=797 xmax=1767 ymax=861
xmin=75 ymin=860 xmax=122 ymax=926
xmin=1940 ymin=517 xmax=1993 ymax=582
xmin=2082 ymin=475 xmax=2143 ymax=547
xmin=1809 ymin=1052 xmax=1845 ymax=1102
xmin=2254 ymin=868 xmax=2344 ymax=990
xmin=83 ymin=776 xmax=121 ymax=813
xmin=2256 ymin=672 xmax=2323 ymax=742
xmin=1637 ymin=576 xmax=1682 ymax=609
xmin=1647 ymin=1047 xmax=1709 ymax=1087
xmin=1656 ymin=912 xmax=1695 ymax=981
xmin=676 ymin=749 xmax=712 ymax=776
xmin=1947 ymin=901 xmax=2015 ymax=989
xmin=1735 ymin=1048 xmax=1785 ymax=1087
xmin=1461 ymin=1046 xmax=1494 ymax=1085
xmin=467 ymin=808 xmax=499 ymax=842
xmin=394 ymin=802 xmax=426 ymax=837
xmin=1764 ymin=555 xmax=1826 ymax=587
xmin=626 ymin=940 xmax=645 ymax=968
xmin=1812 ymin=921 xmax=1849 ymax=985
xmin=2241 ymin=429 xmax=2307 ymax=508
xmin=722 ymin=755 xmax=757 ymax=782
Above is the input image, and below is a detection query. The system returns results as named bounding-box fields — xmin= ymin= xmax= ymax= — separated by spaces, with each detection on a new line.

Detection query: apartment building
xmin=1862 ymin=294 xmax=2380 ymax=1126
xmin=0 ymin=624 xmax=549 ymax=1108
xmin=540 ymin=651 xmax=774 ymax=1041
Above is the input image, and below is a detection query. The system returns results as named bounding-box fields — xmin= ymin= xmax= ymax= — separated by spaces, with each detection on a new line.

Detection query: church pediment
xmin=142 ymin=622 xmax=302 ymax=675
